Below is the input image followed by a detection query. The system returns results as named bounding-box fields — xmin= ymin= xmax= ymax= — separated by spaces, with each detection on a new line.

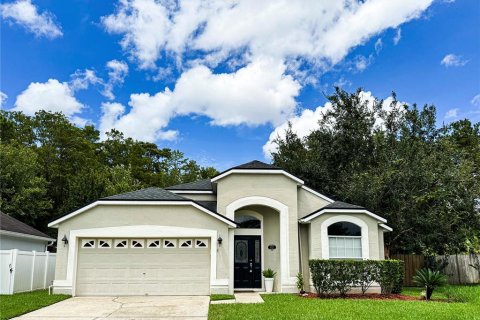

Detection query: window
xmin=180 ymin=239 xmax=192 ymax=248
xmin=195 ymin=239 xmax=208 ymax=248
xmin=131 ymin=239 xmax=144 ymax=248
xmin=147 ymin=240 xmax=161 ymax=248
xmin=235 ymin=215 xmax=261 ymax=229
xmin=163 ymin=239 xmax=176 ymax=248
xmin=98 ymin=239 xmax=112 ymax=248
xmin=81 ymin=239 xmax=95 ymax=248
xmin=328 ymin=222 xmax=362 ymax=259
xmin=114 ymin=239 xmax=128 ymax=248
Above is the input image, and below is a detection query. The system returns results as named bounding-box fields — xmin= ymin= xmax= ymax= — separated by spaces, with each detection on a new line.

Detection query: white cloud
xmin=0 ymin=92 xmax=8 ymax=107
xmin=70 ymin=69 xmax=103 ymax=91
xmin=471 ymin=94 xmax=480 ymax=107
xmin=353 ymin=55 xmax=373 ymax=72
xmin=263 ymin=91 xmax=406 ymax=157
xmin=441 ymin=54 xmax=468 ymax=67
xmin=0 ymin=0 xmax=62 ymax=39
xmin=374 ymin=38 xmax=383 ymax=53
xmin=103 ymin=60 xmax=129 ymax=100
xmin=393 ymin=28 xmax=402 ymax=45
xmin=102 ymin=0 xmax=433 ymax=70
xmin=100 ymin=58 xmax=300 ymax=141
xmin=445 ymin=108 xmax=459 ymax=119
xmin=13 ymin=79 xmax=84 ymax=116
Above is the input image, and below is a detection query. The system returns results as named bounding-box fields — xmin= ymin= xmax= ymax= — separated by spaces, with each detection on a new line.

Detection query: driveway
xmin=13 ymin=296 xmax=210 ymax=320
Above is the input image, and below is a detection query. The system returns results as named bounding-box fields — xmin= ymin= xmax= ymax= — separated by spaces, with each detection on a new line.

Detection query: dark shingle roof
xmin=323 ymin=201 xmax=365 ymax=210
xmin=0 ymin=211 xmax=52 ymax=239
xmin=101 ymin=187 xmax=188 ymax=201
xmin=196 ymin=201 xmax=217 ymax=212
xmin=301 ymin=201 xmax=365 ymax=221
xmin=165 ymin=179 xmax=213 ymax=191
xmin=233 ymin=160 xmax=280 ymax=170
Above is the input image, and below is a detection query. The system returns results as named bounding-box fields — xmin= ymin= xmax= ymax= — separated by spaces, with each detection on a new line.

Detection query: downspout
xmin=298 ymin=223 xmax=303 ymax=283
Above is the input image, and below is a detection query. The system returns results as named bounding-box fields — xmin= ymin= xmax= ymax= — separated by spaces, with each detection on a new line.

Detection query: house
xmin=48 ymin=160 xmax=391 ymax=296
xmin=0 ymin=211 xmax=55 ymax=251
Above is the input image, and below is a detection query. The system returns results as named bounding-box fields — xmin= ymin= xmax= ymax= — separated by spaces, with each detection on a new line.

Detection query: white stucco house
xmin=0 ymin=211 xmax=55 ymax=251
xmin=49 ymin=160 xmax=391 ymax=296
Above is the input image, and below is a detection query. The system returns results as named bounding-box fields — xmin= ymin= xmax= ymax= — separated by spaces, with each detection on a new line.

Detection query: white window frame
xmin=179 ymin=239 xmax=193 ymax=248
xmin=81 ymin=239 xmax=95 ymax=249
xmin=328 ymin=235 xmax=362 ymax=259
xmin=130 ymin=239 xmax=144 ymax=248
xmin=147 ymin=239 xmax=161 ymax=248
xmin=98 ymin=239 xmax=112 ymax=249
xmin=195 ymin=239 xmax=209 ymax=248
xmin=114 ymin=239 xmax=128 ymax=249
xmin=163 ymin=239 xmax=177 ymax=248
xmin=320 ymin=215 xmax=369 ymax=260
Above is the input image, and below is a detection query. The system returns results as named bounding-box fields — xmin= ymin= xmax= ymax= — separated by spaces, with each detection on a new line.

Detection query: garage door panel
xmin=76 ymin=238 xmax=210 ymax=296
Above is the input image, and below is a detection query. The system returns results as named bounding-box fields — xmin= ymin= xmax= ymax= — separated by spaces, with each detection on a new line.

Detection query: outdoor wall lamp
xmin=61 ymin=234 xmax=69 ymax=247
xmin=268 ymin=244 xmax=277 ymax=251
xmin=217 ymin=236 xmax=223 ymax=246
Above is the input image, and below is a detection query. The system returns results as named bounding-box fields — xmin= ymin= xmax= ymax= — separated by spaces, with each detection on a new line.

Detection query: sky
xmin=1 ymin=0 xmax=479 ymax=170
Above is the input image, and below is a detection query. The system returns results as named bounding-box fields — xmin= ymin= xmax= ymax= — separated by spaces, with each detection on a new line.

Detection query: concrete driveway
xmin=14 ymin=296 xmax=210 ymax=320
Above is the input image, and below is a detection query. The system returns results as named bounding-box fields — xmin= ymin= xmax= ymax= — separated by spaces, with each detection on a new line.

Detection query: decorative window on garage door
xmin=147 ymin=239 xmax=161 ymax=248
xmin=180 ymin=239 xmax=192 ymax=248
xmin=81 ymin=239 xmax=95 ymax=248
xmin=98 ymin=239 xmax=112 ymax=248
xmin=131 ymin=239 xmax=144 ymax=248
xmin=114 ymin=239 xmax=128 ymax=248
xmin=195 ymin=239 xmax=208 ymax=248
xmin=163 ymin=239 xmax=176 ymax=248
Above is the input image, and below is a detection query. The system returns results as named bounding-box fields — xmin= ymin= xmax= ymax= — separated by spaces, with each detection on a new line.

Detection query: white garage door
xmin=75 ymin=238 xmax=210 ymax=296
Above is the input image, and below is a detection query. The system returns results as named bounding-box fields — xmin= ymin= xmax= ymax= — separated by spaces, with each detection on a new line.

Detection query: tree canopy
xmin=0 ymin=110 xmax=218 ymax=234
xmin=272 ymin=88 xmax=480 ymax=255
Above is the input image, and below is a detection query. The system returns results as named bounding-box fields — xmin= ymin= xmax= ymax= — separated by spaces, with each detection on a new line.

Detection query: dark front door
xmin=234 ymin=235 xmax=261 ymax=288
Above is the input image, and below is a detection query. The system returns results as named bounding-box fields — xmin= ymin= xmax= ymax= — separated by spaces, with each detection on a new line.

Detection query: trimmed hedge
xmin=309 ymin=259 xmax=404 ymax=296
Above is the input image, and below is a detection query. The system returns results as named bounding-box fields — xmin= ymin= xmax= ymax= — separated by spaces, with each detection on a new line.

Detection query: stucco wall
xmin=54 ymin=204 xmax=230 ymax=282
xmin=216 ymin=173 xmax=300 ymax=280
xmin=297 ymin=188 xmax=330 ymax=219
xmin=309 ymin=212 xmax=382 ymax=260
xmin=0 ymin=235 xmax=48 ymax=251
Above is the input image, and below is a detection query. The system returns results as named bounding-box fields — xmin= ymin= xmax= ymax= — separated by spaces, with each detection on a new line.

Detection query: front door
xmin=234 ymin=235 xmax=261 ymax=288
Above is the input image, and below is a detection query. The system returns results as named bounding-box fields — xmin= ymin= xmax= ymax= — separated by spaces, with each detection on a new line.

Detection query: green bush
xmin=309 ymin=259 xmax=404 ymax=297
xmin=413 ymin=268 xmax=448 ymax=300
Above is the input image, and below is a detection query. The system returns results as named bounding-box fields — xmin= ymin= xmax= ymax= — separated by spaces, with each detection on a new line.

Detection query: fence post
xmin=43 ymin=251 xmax=50 ymax=289
xmin=30 ymin=251 xmax=36 ymax=291
xmin=9 ymin=249 xmax=18 ymax=294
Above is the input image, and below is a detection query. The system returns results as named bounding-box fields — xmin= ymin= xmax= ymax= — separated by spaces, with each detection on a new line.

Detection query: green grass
xmin=211 ymin=294 xmax=235 ymax=301
xmin=209 ymin=285 xmax=480 ymax=320
xmin=0 ymin=290 xmax=70 ymax=320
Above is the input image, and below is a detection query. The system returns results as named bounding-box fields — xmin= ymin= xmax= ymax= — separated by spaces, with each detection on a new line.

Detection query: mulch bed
xmin=301 ymin=292 xmax=421 ymax=301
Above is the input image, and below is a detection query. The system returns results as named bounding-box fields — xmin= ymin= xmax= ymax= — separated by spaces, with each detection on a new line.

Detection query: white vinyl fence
xmin=0 ymin=249 xmax=56 ymax=295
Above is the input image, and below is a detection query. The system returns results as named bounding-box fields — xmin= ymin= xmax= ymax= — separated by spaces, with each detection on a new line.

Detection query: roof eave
xmin=299 ymin=208 xmax=387 ymax=224
xmin=211 ymin=169 xmax=304 ymax=184
xmin=0 ymin=230 xmax=55 ymax=242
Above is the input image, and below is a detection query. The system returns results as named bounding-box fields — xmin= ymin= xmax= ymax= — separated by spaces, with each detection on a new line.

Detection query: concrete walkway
xmin=211 ymin=292 xmax=264 ymax=304
xmin=13 ymin=296 xmax=210 ymax=320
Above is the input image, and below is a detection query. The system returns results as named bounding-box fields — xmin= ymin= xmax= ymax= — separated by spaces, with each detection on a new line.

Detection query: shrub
xmin=262 ymin=268 xmax=276 ymax=278
xmin=413 ymin=268 xmax=448 ymax=300
xmin=377 ymin=260 xmax=404 ymax=294
xmin=296 ymin=272 xmax=305 ymax=293
xmin=309 ymin=259 xmax=404 ymax=297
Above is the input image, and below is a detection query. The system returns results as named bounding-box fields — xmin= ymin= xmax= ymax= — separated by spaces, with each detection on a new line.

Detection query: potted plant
xmin=296 ymin=272 xmax=305 ymax=294
xmin=262 ymin=268 xmax=277 ymax=293
xmin=413 ymin=268 xmax=448 ymax=300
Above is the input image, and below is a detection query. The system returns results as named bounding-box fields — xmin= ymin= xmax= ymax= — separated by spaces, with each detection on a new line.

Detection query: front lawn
xmin=0 ymin=290 xmax=70 ymax=320
xmin=209 ymin=285 xmax=480 ymax=320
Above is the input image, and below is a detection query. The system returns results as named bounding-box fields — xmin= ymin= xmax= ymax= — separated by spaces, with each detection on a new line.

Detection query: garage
xmin=75 ymin=238 xmax=211 ymax=296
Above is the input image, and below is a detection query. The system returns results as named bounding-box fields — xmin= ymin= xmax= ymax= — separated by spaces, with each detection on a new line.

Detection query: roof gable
xmin=0 ymin=211 xmax=53 ymax=240
xmin=299 ymin=201 xmax=387 ymax=223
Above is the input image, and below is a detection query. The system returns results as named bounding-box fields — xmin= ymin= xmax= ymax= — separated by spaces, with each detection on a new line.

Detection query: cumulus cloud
xmin=0 ymin=92 xmax=8 ymax=107
xmin=445 ymin=108 xmax=459 ymax=119
xmin=103 ymin=60 xmax=129 ymax=100
xmin=100 ymin=58 xmax=300 ymax=141
xmin=441 ymin=54 xmax=468 ymax=67
xmin=0 ymin=0 xmax=62 ymax=39
xmin=13 ymin=79 xmax=84 ymax=116
xmin=102 ymin=0 xmax=433 ymax=70
xmin=263 ymin=91 xmax=406 ymax=157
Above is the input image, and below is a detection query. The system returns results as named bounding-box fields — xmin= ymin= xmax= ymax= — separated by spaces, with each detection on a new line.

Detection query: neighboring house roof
xmin=299 ymin=201 xmax=388 ymax=224
xmin=0 ymin=211 xmax=54 ymax=241
xmin=165 ymin=179 xmax=213 ymax=192
xmin=211 ymin=160 xmax=304 ymax=184
xmin=48 ymin=188 xmax=236 ymax=228
xmin=101 ymin=187 xmax=188 ymax=201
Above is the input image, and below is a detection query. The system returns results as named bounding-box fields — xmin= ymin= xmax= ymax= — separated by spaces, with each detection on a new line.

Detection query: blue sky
xmin=1 ymin=0 xmax=479 ymax=170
